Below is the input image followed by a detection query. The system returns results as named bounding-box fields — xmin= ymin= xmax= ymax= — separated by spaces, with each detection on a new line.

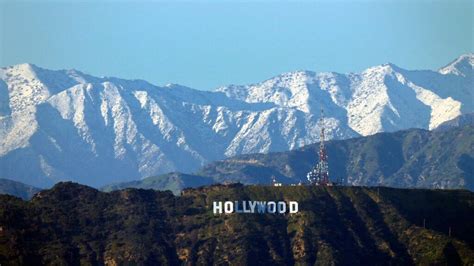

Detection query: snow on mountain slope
xmin=439 ymin=53 xmax=474 ymax=76
xmin=0 ymin=64 xmax=93 ymax=156
xmin=0 ymin=54 xmax=472 ymax=187
xmin=218 ymin=54 xmax=473 ymax=134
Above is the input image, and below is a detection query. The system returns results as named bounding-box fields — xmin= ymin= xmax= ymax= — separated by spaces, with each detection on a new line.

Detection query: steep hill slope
xmin=0 ymin=182 xmax=473 ymax=265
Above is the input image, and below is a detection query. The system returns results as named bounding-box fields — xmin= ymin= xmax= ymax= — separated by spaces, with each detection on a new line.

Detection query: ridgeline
xmin=1 ymin=182 xmax=473 ymax=265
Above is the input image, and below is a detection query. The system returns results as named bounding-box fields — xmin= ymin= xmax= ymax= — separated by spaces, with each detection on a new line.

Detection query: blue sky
xmin=1 ymin=0 xmax=472 ymax=90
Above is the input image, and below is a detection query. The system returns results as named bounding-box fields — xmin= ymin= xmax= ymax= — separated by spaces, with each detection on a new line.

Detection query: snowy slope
xmin=0 ymin=54 xmax=472 ymax=187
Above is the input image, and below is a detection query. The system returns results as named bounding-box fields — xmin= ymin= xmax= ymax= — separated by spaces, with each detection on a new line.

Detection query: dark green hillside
xmin=0 ymin=182 xmax=473 ymax=265
xmin=0 ymin=178 xmax=41 ymax=200
xmin=199 ymin=125 xmax=474 ymax=190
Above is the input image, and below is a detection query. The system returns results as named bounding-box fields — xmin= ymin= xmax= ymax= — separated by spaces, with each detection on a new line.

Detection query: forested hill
xmin=1 ymin=182 xmax=473 ymax=265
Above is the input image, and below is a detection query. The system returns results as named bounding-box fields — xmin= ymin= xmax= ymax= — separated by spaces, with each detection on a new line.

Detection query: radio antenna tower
xmin=306 ymin=108 xmax=330 ymax=186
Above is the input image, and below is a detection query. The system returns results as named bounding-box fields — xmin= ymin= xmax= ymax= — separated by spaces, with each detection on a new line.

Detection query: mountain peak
xmin=363 ymin=63 xmax=400 ymax=76
xmin=385 ymin=62 xmax=402 ymax=69
xmin=439 ymin=53 xmax=474 ymax=76
xmin=256 ymin=70 xmax=314 ymax=86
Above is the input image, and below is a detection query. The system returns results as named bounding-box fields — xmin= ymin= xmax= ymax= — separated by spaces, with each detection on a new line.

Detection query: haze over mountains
xmin=0 ymin=54 xmax=472 ymax=187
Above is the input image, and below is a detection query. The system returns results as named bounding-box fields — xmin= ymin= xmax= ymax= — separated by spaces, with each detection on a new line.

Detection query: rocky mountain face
xmin=0 ymin=54 xmax=472 ymax=187
xmin=0 ymin=182 xmax=473 ymax=265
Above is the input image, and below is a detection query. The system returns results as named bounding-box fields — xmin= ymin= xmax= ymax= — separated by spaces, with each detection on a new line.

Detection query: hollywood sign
xmin=213 ymin=201 xmax=299 ymax=214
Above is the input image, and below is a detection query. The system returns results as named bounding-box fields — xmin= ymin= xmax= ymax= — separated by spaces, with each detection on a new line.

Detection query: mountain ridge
xmin=0 ymin=178 xmax=41 ymax=200
xmin=0 ymin=54 xmax=472 ymax=187
xmin=105 ymin=124 xmax=474 ymax=193
xmin=1 ymin=182 xmax=473 ymax=265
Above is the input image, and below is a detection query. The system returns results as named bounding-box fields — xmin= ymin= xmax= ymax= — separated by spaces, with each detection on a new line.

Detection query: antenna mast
xmin=307 ymin=108 xmax=330 ymax=186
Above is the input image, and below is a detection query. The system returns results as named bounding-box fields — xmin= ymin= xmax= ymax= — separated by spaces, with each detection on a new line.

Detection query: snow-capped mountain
xmin=0 ymin=54 xmax=472 ymax=187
